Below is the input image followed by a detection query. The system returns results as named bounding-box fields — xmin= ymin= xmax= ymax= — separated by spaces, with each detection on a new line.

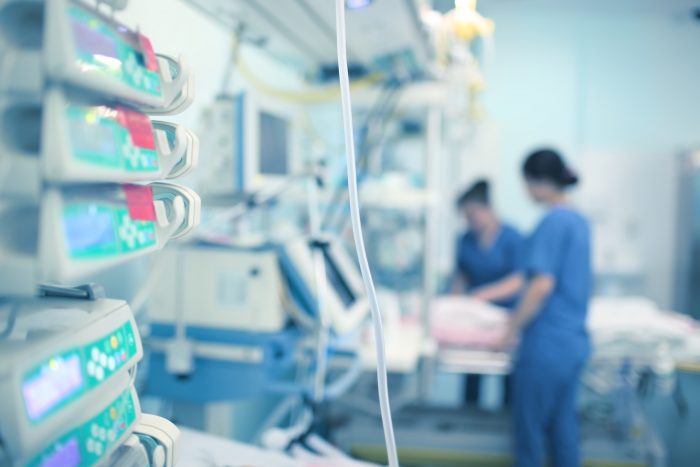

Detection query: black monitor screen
xmin=259 ymin=111 xmax=289 ymax=175
xmin=323 ymin=248 xmax=356 ymax=308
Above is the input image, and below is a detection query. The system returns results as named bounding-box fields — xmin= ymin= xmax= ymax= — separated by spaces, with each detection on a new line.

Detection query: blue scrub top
xmin=456 ymin=224 xmax=525 ymax=308
xmin=522 ymin=205 xmax=592 ymax=359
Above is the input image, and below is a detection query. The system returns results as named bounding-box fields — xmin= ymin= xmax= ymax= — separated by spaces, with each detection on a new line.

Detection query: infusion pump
xmin=0 ymin=297 xmax=142 ymax=466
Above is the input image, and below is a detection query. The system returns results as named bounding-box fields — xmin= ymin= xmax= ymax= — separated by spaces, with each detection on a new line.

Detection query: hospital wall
xmin=432 ymin=3 xmax=700 ymax=407
xmin=475 ymin=3 xmax=700 ymax=309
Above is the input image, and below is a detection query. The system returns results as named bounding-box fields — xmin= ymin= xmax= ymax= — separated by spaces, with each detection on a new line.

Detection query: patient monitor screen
xmin=323 ymin=249 xmax=356 ymax=309
xmin=259 ymin=111 xmax=289 ymax=175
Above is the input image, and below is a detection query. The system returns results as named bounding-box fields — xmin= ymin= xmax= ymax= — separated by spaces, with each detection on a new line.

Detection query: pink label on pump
xmin=123 ymin=184 xmax=156 ymax=221
xmin=138 ymin=34 xmax=160 ymax=72
xmin=116 ymin=107 xmax=155 ymax=150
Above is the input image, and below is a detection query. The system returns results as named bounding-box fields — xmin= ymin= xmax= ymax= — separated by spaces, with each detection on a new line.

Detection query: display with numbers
xmin=66 ymin=104 xmax=159 ymax=172
xmin=27 ymin=387 xmax=139 ymax=467
xmin=62 ymin=203 xmax=157 ymax=259
xmin=21 ymin=320 xmax=139 ymax=424
xmin=68 ymin=4 xmax=162 ymax=97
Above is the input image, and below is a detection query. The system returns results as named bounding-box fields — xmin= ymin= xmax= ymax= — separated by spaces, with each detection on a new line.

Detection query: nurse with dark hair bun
xmin=505 ymin=148 xmax=591 ymax=467
xmin=451 ymin=179 xmax=525 ymax=307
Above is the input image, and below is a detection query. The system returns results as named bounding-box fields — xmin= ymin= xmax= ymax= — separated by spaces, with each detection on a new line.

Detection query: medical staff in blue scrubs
xmin=502 ymin=149 xmax=591 ymax=467
xmin=451 ymin=180 xmax=526 ymax=406
xmin=451 ymin=179 xmax=525 ymax=307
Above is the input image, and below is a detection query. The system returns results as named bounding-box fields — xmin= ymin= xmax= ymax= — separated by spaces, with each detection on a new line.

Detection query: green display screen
xmin=28 ymin=388 xmax=138 ymax=467
xmin=68 ymin=5 xmax=162 ymax=96
xmin=62 ymin=204 xmax=157 ymax=259
xmin=22 ymin=321 xmax=139 ymax=424
xmin=66 ymin=105 xmax=160 ymax=173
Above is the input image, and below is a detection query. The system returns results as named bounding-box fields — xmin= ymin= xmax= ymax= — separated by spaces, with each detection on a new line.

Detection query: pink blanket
xmin=430 ymin=295 xmax=509 ymax=348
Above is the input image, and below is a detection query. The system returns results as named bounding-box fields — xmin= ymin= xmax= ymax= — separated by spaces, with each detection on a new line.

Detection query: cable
xmin=174 ymin=248 xmax=186 ymax=341
xmin=255 ymin=394 xmax=301 ymax=445
xmin=326 ymin=85 xmax=404 ymax=235
xmin=231 ymin=37 xmax=382 ymax=104
xmin=199 ymin=172 xmax=311 ymax=235
xmin=307 ymin=177 xmax=330 ymax=403
xmin=0 ymin=299 xmax=20 ymax=340
xmin=220 ymin=26 xmax=244 ymax=95
xmin=324 ymin=352 xmax=364 ymax=400
xmin=319 ymin=81 xmax=401 ymax=233
xmin=356 ymin=84 xmax=402 ymax=174
xmin=335 ymin=1 xmax=399 ymax=466
xmin=311 ymin=247 xmax=329 ymax=402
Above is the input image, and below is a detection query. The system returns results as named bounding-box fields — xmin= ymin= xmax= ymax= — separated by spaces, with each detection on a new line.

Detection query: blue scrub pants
xmin=512 ymin=337 xmax=586 ymax=467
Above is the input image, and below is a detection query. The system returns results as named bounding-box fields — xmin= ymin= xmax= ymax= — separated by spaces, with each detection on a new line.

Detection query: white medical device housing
xmin=41 ymin=89 xmax=197 ymax=183
xmin=198 ymin=92 xmax=301 ymax=195
xmin=282 ymin=237 xmax=370 ymax=335
xmin=149 ymin=245 xmax=288 ymax=333
xmin=1 ymin=0 xmax=195 ymax=464
xmin=0 ymin=297 xmax=142 ymax=463
xmin=133 ymin=414 xmax=181 ymax=467
xmin=0 ymin=183 xmax=196 ymax=294
xmin=23 ymin=385 xmax=141 ymax=467
xmin=44 ymin=0 xmax=189 ymax=109
xmin=0 ymin=90 xmax=199 ymax=200
xmin=0 ymin=0 xmax=44 ymax=97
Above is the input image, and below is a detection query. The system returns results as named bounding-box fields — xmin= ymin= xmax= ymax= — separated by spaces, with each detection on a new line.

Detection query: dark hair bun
xmin=561 ymin=167 xmax=579 ymax=187
xmin=523 ymin=148 xmax=580 ymax=188
xmin=472 ymin=180 xmax=489 ymax=196
xmin=457 ymin=179 xmax=490 ymax=207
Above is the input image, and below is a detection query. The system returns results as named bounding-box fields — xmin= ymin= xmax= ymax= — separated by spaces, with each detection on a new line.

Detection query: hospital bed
xmin=430 ymin=295 xmax=700 ymax=376
xmin=177 ymin=427 xmax=302 ymax=467
xmin=333 ymin=295 xmax=700 ymax=467
xmin=178 ymin=426 xmax=380 ymax=467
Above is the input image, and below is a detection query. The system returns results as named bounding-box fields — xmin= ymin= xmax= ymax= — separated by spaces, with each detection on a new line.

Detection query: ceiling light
xmin=346 ymin=0 xmax=373 ymax=10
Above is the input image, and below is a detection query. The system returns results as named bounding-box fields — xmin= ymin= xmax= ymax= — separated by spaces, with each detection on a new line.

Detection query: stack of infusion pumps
xmin=0 ymin=0 xmax=199 ymax=465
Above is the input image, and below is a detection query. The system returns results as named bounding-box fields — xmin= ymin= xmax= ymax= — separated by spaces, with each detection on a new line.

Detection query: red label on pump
xmin=116 ymin=107 xmax=155 ymax=150
xmin=138 ymin=34 xmax=159 ymax=72
xmin=123 ymin=184 xmax=156 ymax=221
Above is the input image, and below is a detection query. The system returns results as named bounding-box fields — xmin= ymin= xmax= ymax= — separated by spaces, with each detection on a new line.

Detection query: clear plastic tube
xmin=334 ymin=1 xmax=399 ymax=465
